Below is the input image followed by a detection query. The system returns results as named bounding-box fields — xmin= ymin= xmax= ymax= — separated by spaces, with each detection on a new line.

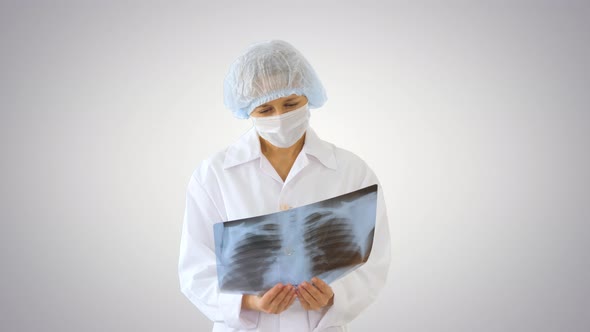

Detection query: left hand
xmin=296 ymin=277 xmax=334 ymax=311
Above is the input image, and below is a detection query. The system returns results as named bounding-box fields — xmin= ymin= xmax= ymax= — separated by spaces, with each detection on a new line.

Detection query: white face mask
xmin=251 ymin=104 xmax=310 ymax=148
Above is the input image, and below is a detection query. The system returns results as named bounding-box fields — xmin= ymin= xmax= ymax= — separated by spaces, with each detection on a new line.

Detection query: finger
xmin=269 ymin=284 xmax=292 ymax=309
xmin=278 ymin=287 xmax=296 ymax=312
xmin=258 ymin=284 xmax=285 ymax=312
xmin=261 ymin=283 xmax=284 ymax=303
xmin=296 ymin=288 xmax=311 ymax=310
xmin=311 ymin=277 xmax=333 ymax=297
xmin=285 ymin=291 xmax=297 ymax=310
xmin=301 ymin=281 xmax=323 ymax=303
xmin=298 ymin=283 xmax=319 ymax=306
xmin=277 ymin=285 xmax=294 ymax=308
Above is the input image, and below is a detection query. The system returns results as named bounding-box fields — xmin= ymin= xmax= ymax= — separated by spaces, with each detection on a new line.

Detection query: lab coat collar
xmin=222 ymin=127 xmax=262 ymax=169
xmin=302 ymin=127 xmax=338 ymax=170
xmin=223 ymin=127 xmax=337 ymax=170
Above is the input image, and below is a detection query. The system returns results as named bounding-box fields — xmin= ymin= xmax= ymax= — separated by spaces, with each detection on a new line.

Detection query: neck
xmin=259 ymin=134 xmax=306 ymax=181
xmin=259 ymin=134 xmax=306 ymax=160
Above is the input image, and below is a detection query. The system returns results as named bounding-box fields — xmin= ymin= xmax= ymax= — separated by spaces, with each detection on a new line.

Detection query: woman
xmin=179 ymin=40 xmax=391 ymax=332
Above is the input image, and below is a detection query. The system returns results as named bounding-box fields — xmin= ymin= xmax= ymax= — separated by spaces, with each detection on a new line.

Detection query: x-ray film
xmin=213 ymin=184 xmax=378 ymax=295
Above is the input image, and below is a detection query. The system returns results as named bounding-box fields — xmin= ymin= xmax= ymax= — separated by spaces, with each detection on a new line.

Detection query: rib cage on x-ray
xmin=218 ymin=223 xmax=281 ymax=293
xmin=304 ymin=211 xmax=374 ymax=278
xmin=213 ymin=185 xmax=378 ymax=295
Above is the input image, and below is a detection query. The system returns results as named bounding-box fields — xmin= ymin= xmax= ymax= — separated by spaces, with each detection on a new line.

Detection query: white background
xmin=1 ymin=1 xmax=589 ymax=331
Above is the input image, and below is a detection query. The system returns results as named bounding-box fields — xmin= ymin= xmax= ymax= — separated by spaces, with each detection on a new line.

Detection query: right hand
xmin=242 ymin=283 xmax=297 ymax=314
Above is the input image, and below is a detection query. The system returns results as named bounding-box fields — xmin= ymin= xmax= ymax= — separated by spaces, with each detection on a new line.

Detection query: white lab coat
xmin=179 ymin=127 xmax=391 ymax=332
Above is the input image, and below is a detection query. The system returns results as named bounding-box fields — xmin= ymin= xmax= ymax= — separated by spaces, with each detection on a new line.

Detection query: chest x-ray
xmin=213 ymin=185 xmax=378 ymax=295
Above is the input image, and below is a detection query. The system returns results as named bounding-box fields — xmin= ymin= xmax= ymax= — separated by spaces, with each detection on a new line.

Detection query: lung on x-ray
xmin=213 ymin=184 xmax=378 ymax=295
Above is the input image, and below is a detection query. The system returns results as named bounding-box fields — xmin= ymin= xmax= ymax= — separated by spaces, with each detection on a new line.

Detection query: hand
xmin=296 ymin=277 xmax=334 ymax=311
xmin=242 ymin=283 xmax=297 ymax=314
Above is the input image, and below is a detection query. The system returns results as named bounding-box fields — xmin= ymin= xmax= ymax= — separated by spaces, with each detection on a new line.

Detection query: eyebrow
xmin=256 ymin=97 xmax=298 ymax=109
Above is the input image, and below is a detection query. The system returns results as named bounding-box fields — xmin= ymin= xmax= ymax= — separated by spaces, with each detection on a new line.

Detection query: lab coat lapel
xmin=283 ymin=151 xmax=309 ymax=185
xmin=259 ymin=154 xmax=285 ymax=184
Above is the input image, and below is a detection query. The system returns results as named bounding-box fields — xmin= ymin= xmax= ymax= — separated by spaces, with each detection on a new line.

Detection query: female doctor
xmin=178 ymin=40 xmax=391 ymax=332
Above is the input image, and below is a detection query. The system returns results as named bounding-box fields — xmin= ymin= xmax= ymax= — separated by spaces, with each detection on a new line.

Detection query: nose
xmin=275 ymin=106 xmax=293 ymax=115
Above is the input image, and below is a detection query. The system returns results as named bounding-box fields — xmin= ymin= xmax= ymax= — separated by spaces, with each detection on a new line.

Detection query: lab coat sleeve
xmin=178 ymin=173 xmax=260 ymax=329
xmin=313 ymin=168 xmax=392 ymax=331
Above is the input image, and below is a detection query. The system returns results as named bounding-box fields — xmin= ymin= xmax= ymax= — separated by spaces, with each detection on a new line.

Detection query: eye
xmin=285 ymin=103 xmax=298 ymax=107
xmin=257 ymin=108 xmax=271 ymax=114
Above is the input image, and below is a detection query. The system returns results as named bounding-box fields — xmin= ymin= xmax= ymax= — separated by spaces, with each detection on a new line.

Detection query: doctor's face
xmin=250 ymin=95 xmax=308 ymax=118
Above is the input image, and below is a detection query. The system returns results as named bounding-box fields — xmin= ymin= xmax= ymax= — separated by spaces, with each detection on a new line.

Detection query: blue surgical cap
xmin=223 ymin=40 xmax=327 ymax=119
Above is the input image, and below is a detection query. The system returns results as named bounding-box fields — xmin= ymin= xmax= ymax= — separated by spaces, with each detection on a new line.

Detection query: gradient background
xmin=1 ymin=1 xmax=589 ymax=331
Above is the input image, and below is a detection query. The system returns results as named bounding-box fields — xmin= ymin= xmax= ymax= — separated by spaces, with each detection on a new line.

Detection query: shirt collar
xmin=223 ymin=127 xmax=337 ymax=170
xmin=302 ymin=127 xmax=338 ymax=170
